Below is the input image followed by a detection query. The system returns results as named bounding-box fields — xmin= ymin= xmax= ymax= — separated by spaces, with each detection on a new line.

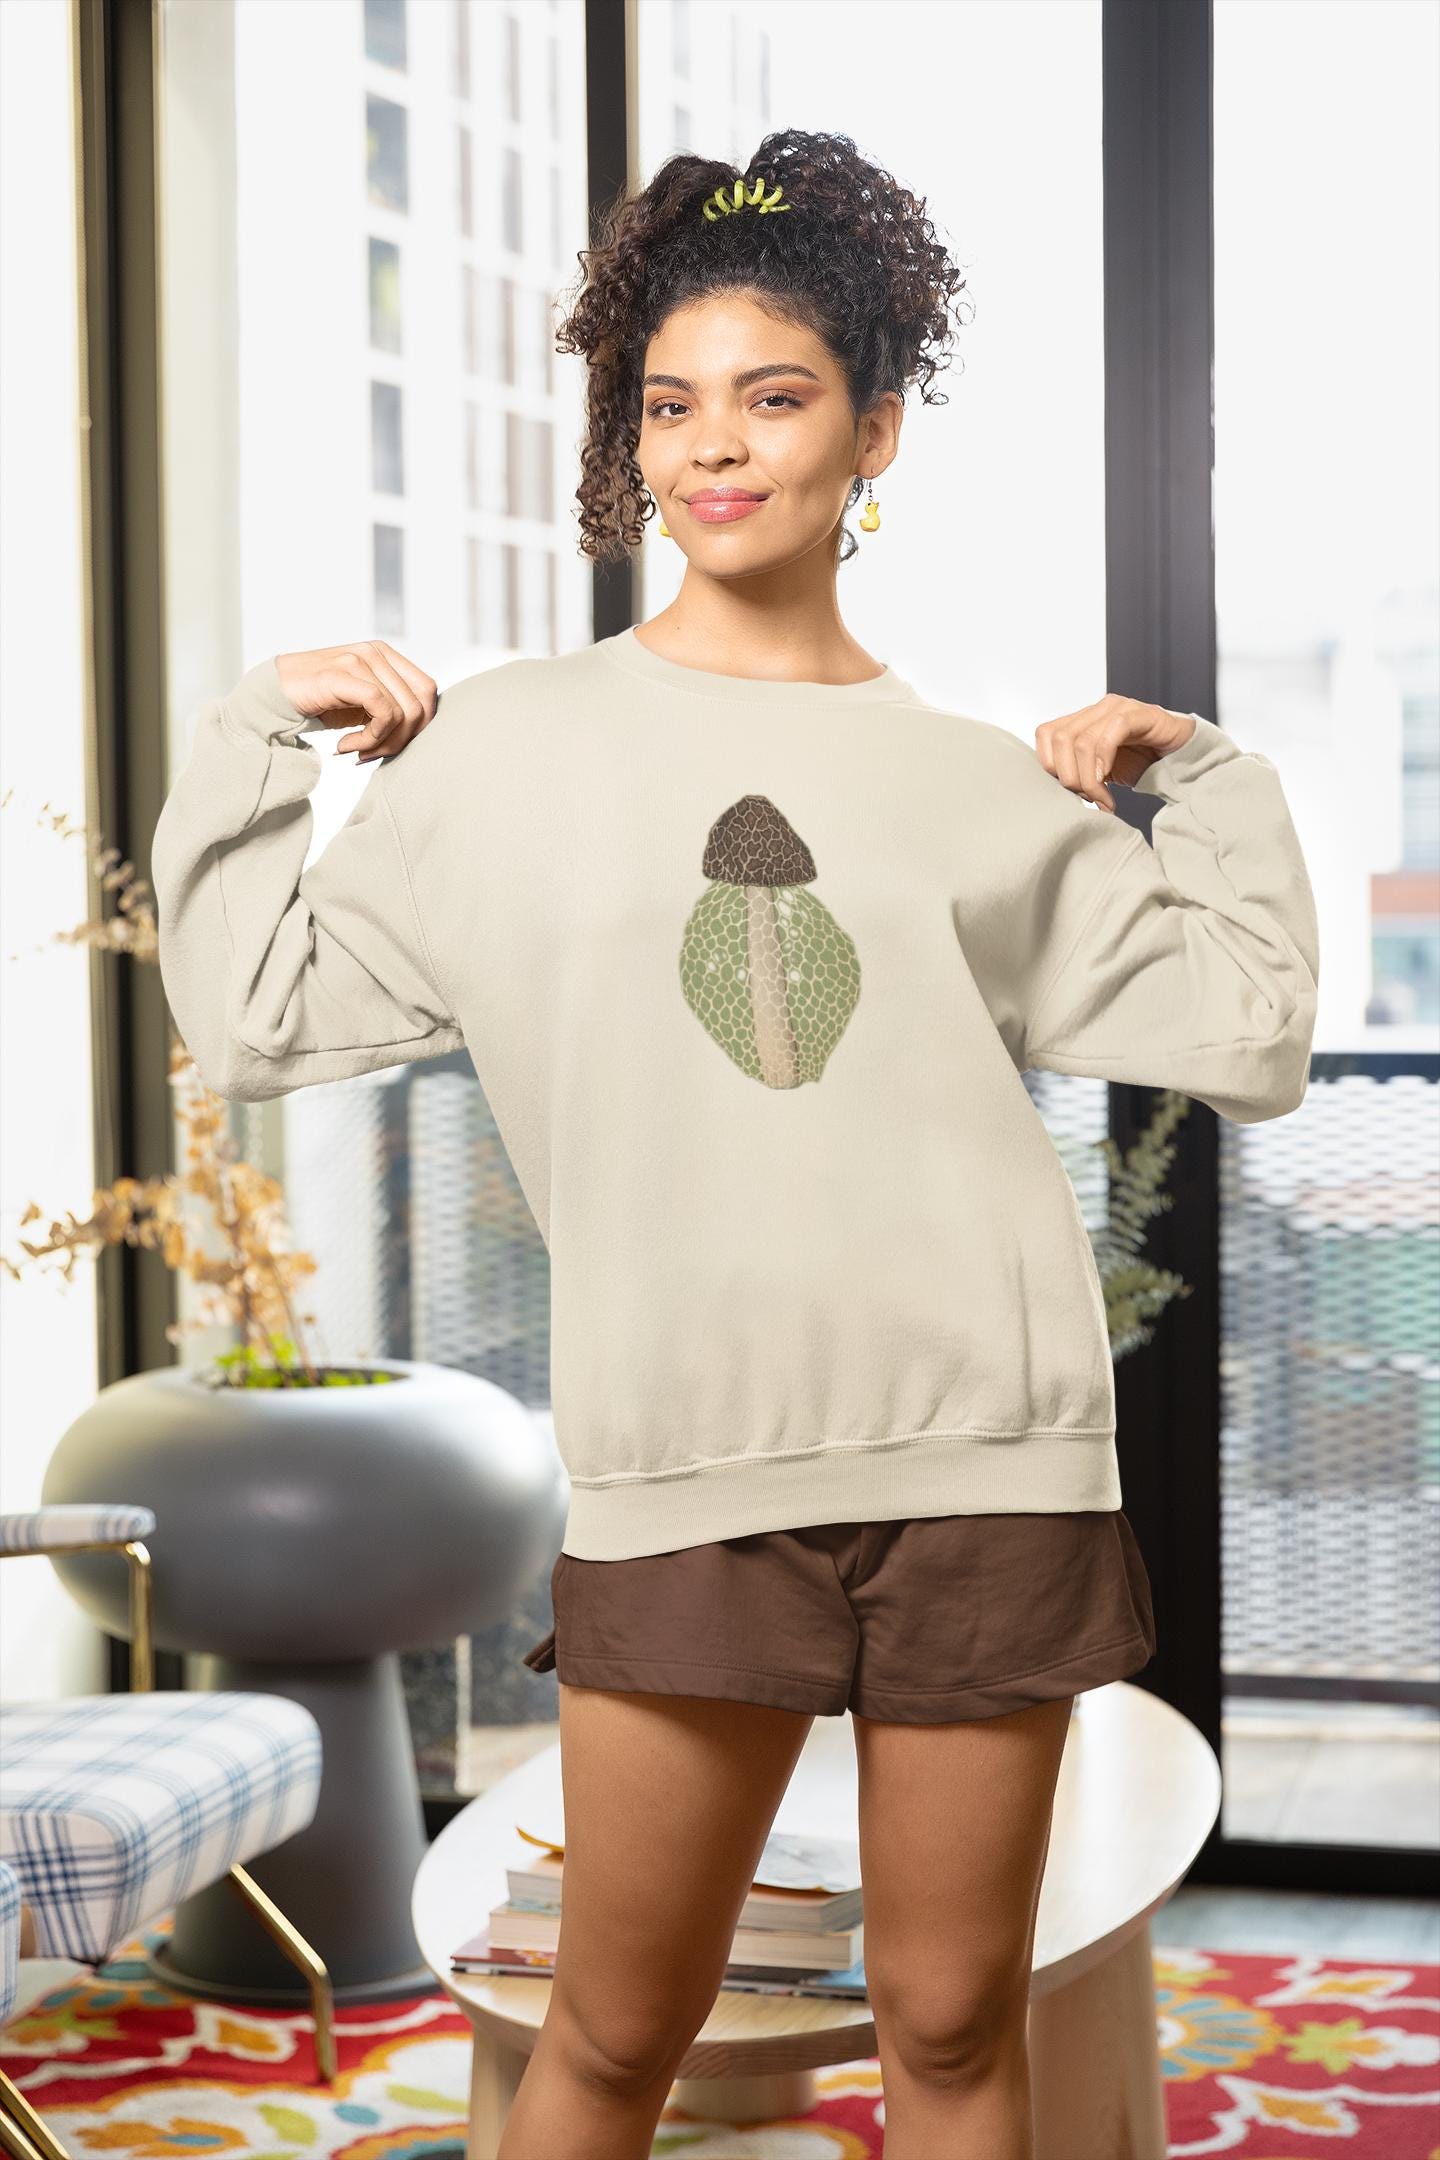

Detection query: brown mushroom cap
xmin=702 ymin=795 xmax=817 ymax=886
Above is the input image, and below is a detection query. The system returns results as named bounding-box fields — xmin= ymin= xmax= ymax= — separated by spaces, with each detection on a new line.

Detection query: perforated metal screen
xmin=282 ymin=1052 xmax=551 ymax=1401
xmin=1219 ymin=1062 xmax=1440 ymax=1695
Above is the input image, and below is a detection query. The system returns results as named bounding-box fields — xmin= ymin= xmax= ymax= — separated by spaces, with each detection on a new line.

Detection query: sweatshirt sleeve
xmin=150 ymin=654 xmax=468 ymax=1102
xmin=983 ymin=712 xmax=1319 ymax=1123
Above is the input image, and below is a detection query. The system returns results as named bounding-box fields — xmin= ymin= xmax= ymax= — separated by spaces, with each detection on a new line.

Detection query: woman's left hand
xmin=1034 ymin=696 xmax=1197 ymax=813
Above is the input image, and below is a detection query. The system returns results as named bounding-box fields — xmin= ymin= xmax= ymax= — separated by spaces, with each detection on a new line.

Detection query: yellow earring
xmin=658 ymin=516 xmax=671 ymax=537
xmin=858 ymin=475 xmax=881 ymax=533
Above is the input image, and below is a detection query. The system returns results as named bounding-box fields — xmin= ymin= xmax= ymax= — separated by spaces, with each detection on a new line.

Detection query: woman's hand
xmin=274 ymin=640 xmax=439 ymax=764
xmin=1034 ymin=696 xmax=1197 ymax=813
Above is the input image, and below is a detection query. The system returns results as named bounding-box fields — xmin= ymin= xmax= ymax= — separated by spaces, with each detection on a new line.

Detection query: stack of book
xmin=452 ymin=1821 xmax=867 ymax=2000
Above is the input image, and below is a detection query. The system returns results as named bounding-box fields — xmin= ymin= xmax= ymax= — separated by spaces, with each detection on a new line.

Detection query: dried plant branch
xmin=2 ymin=787 xmax=158 ymax=963
xmin=1 ymin=1039 xmax=327 ymax=1383
xmin=1 ymin=791 xmax=332 ymax=1384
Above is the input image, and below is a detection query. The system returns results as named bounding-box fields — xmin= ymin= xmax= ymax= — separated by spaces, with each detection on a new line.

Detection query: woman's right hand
xmin=274 ymin=639 xmax=440 ymax=763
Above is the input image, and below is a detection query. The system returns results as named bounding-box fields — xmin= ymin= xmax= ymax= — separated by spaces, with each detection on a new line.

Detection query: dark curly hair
xmin=554 ymin=128 xmax=971 ymax=565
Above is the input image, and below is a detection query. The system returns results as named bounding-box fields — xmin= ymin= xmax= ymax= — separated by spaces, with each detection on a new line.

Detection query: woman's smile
xmin=683 ymin=487 xmax=771 ymax=523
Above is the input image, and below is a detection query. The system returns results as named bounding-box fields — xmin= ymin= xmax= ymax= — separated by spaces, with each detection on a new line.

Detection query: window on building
xmin=366 ymin=93 xmax=408 ymax=214
xmin=364 ymin=0 xmax=407 ymax=72
xmin=368 ymin=236 xmax=401 ymax=352
xmin=370 ymin=379 xmax=404 ymax=495
xmin=372 ymin=522 xmax=404 ymax=634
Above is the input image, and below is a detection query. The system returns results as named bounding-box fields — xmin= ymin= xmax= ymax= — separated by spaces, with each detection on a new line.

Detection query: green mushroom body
xmin=678 ymin=796 xmax=861 ymax=1088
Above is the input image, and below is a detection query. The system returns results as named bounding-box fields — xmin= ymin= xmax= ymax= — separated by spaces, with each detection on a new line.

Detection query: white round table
xmin=412 ymin=1680 xmax=1220 ymax=2160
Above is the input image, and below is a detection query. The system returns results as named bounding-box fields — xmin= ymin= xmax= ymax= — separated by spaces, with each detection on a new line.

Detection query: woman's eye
xmin=647 ymin=393 xmax=807 ymax=421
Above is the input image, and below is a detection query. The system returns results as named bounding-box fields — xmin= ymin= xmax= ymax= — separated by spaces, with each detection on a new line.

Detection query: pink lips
xmin=684 ymin=489 xmax=769 ymax=524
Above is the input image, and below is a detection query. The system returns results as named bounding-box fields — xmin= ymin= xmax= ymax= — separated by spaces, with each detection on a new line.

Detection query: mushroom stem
xmin=746 ymin=884 xmax=799 ymax=1090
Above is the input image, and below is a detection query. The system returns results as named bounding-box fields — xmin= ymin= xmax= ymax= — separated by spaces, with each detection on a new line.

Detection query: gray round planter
xmin=42 ymin=1358 xmax=566 ymax=2001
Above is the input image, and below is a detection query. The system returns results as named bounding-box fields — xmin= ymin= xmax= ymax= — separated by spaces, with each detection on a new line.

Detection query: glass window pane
xmin=0 ymin=0 xmax=103 ymax=1698
xmin=1214 ymin=0 xmax=1440 ymax=1853
xmin=372 ymin=521 xmax=404 ymax=632
xmin=501 ymin=144 xmax=523 ymax=252
xmin=366 ymin=92 xmax=408 ymax=213
xmin=157 ymin=0 xmax=592 ymax=1799
xmin=503 ymin=12 xmax=522 ymax=123
xmin=368 ymin=236 xmax=401 ymax=352
xmin=370 ymin=379 xmax=404 ymax=494
xmin=364 ymin=0 xmax=407 ymax=72
xmin=453 ymin=0 xmax=471 ymax=98
xmin=457 ymin=122 xmax=473 ymax=239
xmin=504 ymin=409 xmax=522 ymax=516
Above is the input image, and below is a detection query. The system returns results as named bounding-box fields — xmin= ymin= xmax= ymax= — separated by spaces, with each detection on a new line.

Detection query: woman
xmin=152 ymin=130 xmax=1318 ymax=2160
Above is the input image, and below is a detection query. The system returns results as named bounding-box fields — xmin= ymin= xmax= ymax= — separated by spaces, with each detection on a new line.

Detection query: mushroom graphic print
xmin=678 ymin=794 xmax=861 ymax=1087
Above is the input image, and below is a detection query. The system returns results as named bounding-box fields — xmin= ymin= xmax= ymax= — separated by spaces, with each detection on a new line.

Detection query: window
xmin=505 ymin=412 xmax=554 ymax=522
xmin=157 ymin=0 xmax=590 ymax=1796
xmin=465 ymin=535 xmax=522 ymax=649
xmin=366 ymin=93 xmax=408 ymax=214
xmin=503 ymin=12 xmax=522 ymax=123
xmin=370 ymin=380 xmax=404 ymax=495
xmin=364 ymin=0 xmax=407 ymax=72
xmin=457 ymin=123 xmax=473 ymax=239
xmin=501 ymin=144 xmax=523 ymax=252
xmin=368 ymin=236 xmax=401 ymax=352
xmin=461 ymin=262 xmax=479 ymax=375
xmin=0 ymin=0 xmax=101 ymax=1696
xmin=465 ymin=402 xmax=507 ymax=516
xmin=1211 ymin=0 xmax=1438 ymax=1853
xmin=453 ymin=0 xmax=471 ymax=98
xmin=372 ymin=522 xmax=404 ymax=633
xmin=549 ymin=165 xmax=563 ymax=268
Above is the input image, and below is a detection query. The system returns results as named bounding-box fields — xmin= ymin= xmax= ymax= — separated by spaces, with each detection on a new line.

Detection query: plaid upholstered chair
xmin=0 ymin=1504 xmax=336 ymax=2160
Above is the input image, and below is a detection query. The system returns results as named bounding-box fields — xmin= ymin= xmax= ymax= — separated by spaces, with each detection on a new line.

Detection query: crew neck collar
xmin=596 ymin=623 xmax=917 ymax=707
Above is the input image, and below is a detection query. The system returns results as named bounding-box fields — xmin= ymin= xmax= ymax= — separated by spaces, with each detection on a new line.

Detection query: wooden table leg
xmin=670 ymin=2069 xmax=818 ymax=2124
xmin=1028 ymin=1921 xmax=1167 ymax=2160
xmin=465 ymin=2021 xmax=529 ymax=2160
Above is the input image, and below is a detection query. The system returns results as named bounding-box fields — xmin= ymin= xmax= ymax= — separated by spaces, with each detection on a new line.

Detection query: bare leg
xmin=853 ymin=1694 xmax=1072 ymax=2160
xmin=496 ymin=1680 xmax=816 ymax=2160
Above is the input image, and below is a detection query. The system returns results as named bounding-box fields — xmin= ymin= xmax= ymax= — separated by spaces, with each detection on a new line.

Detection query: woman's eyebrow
xmin=641 ymin=363 xmax=823 ymax=391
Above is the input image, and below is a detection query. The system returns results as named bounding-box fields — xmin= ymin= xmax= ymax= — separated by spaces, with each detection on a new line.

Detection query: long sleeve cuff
xmin=219 ymin=655 xmax=329 ymax=745
xmin=1131 ymin=712 xmax=1246 ymax=798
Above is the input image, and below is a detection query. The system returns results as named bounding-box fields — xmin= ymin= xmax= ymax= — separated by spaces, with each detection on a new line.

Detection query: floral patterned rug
xmin=2 ymin=1923 xmax=1435 ymax=2157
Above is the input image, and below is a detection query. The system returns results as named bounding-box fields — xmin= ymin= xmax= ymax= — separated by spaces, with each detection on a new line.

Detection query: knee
xmin=547 ymin=1983 xmax=699 ymax=2100
xmin=873 ymin=1969 xmax=1030 ymax=2090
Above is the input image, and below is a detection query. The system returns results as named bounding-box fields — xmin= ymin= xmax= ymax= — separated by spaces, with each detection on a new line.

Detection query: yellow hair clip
xmin=700 ymin=176 xmax=792 ymax=222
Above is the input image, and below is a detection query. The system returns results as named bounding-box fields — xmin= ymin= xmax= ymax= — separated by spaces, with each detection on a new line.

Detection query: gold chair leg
xmin=0 ymin=2066 xmax=68 ymax=2160
xmin=123 ymin=1542 xmax=154 ymax=1694
xmin=224 ymin=1863 xmax=337 ymax=2084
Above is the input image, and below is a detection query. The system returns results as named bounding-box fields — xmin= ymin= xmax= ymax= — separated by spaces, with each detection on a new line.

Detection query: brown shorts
xmin=520 ymin=1509 xmax=1157 ymax=1722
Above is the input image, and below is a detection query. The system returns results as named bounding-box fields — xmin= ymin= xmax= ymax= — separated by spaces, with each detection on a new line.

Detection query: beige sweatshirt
xmin=151 ymin=626 xmax=1319 ymax=1560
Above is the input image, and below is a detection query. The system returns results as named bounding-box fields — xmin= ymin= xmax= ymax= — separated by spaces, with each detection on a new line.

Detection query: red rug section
xmin=1152 ymin=1943 xmax=1440 ymax=2157
xmin=2 ymin=1925 xmax=1436 ymax=2158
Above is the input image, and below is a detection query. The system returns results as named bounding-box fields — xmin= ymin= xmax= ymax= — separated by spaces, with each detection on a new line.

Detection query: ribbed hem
xmin=559 ymin=1427 xmax=1124 ymax=1560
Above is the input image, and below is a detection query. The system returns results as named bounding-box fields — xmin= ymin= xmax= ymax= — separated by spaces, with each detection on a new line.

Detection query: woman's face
xmin=636 ymin=289 xmax=898 ymax=577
